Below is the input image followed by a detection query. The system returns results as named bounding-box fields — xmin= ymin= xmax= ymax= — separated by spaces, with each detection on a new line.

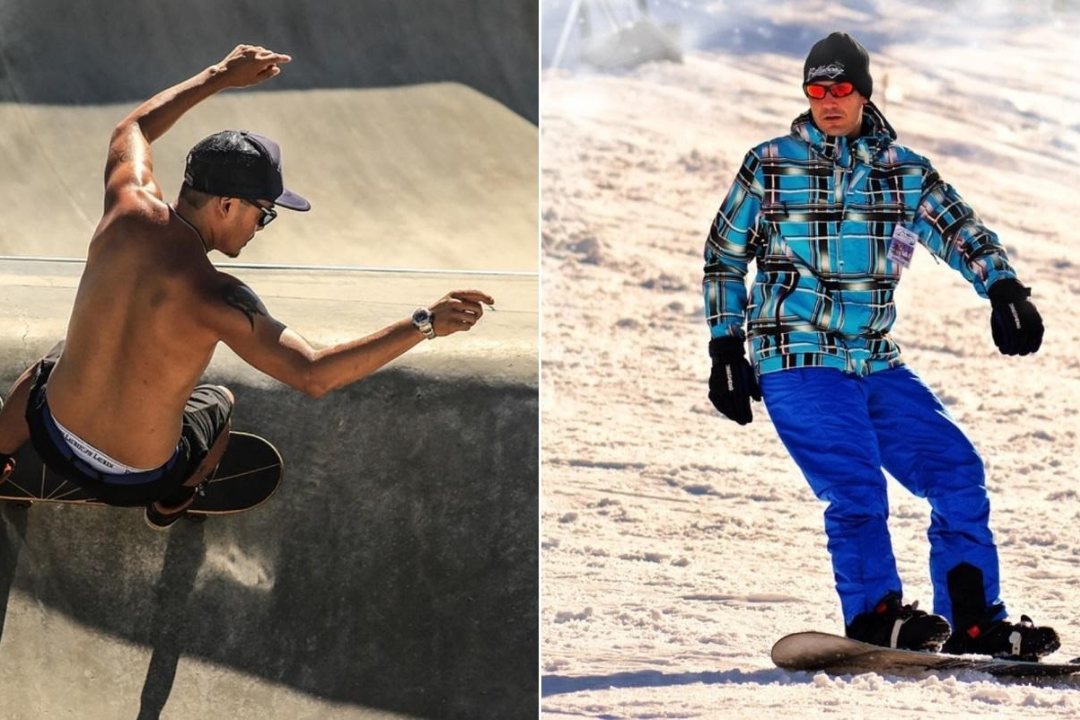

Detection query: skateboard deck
xmin=0 ymin=432 xmax=283 ymax=515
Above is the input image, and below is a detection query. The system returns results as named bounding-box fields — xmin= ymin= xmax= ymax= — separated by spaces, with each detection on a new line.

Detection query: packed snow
xmin=540 ymin=0 xmax=1080 ymax=717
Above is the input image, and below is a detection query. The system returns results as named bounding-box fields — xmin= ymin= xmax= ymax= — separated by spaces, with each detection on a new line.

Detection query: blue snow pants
xmin=759 ymin=365 xmax=1005 ymax=626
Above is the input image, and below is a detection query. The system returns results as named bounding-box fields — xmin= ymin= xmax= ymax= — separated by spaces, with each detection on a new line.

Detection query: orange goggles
xmin=803 ymin=82 xmax=856 ymax=99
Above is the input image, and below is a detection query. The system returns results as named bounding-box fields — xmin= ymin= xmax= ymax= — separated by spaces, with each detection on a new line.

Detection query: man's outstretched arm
xmin=103 ymin=44 xmax=291 ymax=211
xmin=208 ymin=277 xmax=495 ymax=398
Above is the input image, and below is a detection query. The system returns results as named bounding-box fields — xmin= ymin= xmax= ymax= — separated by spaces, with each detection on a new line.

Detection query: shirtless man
xmin=0 ymin=45 xmax=493 ymax=529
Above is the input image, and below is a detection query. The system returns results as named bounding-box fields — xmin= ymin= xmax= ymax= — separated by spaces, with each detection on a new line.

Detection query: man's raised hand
xmin=215 ymin=45 xmax=292 ymax=88
xmin=430 ymin=290 xmax=496 ymax=337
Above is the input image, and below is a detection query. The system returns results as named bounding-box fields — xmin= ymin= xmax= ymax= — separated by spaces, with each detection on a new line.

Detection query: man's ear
xmin=216 ymin=196 xmax=237 ymax=218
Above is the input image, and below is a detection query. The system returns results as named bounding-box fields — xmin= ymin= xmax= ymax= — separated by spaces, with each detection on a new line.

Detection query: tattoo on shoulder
xmin=222 ymin=285 xmax=267 ymax=331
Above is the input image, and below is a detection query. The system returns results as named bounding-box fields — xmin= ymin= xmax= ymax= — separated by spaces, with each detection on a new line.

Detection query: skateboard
xmin=0 ymin=432 xmax=283 ymax=516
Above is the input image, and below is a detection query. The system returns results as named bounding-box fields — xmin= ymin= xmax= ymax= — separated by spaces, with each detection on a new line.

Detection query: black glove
xmin=708 ymin=337 xmax=761 ymax=425
xmin=987 ymin=279 xmax=1043 ymax=356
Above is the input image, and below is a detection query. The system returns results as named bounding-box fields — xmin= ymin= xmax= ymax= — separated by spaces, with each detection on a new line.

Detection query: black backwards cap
xmin=803 ymin=32 xmax=873 ymax=100
xmin=184 ymin=130 xmax=310 ymax=211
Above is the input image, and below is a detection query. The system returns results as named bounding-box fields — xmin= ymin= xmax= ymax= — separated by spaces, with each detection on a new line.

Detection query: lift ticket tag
xmin=887 ymin=225 xmax=919 ymax=268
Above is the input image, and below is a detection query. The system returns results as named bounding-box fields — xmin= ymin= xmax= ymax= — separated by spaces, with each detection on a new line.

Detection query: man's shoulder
xmin=872 ymin=136 xmax=931 ymax=163
xmin=198 ymin=271 xmax=263 ymax=307
xmin=97 ymin=192 xmax=172 ymax=235
xmin=195 ymin=270 xmax=272 ymax=335
xmin=744 ymin=132 xmax=811 ymax=161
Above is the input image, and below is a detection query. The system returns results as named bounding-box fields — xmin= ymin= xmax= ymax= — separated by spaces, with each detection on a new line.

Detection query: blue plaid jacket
xmin=703 ymin=102 xmax=1017 ymax=377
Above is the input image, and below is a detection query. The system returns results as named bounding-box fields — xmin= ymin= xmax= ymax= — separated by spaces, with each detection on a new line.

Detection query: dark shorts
xmin=24 ymin=342 xmax=233 ymax=507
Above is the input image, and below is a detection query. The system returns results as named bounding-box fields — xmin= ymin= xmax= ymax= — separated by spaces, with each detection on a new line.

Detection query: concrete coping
xmin=0 ymin=258 xmax=538 ymax=387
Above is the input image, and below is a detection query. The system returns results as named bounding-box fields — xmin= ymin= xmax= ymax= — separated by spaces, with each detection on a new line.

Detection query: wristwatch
xmin=412 ymin=307 xmax=436 ymax=340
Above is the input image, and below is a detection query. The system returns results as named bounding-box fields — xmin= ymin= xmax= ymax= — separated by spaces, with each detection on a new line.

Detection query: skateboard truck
xmin=180 ymin=478 xmax=212 ymax=523
xmin=0 ymin=457 xmax=14 ymax=486
xmin=0 ymin=459 xmax=23 ymax=507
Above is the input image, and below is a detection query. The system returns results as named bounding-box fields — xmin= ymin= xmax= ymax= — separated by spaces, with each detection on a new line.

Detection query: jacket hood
xmin=790 ymin=100 xmax=897 ymax=167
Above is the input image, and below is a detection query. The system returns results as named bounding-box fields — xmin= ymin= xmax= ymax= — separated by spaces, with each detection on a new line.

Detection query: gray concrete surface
xmin=0 ymin=87 xmax=538 ymax=270
xmin=0 ymin=0 xmax=538 ymax=123
xmin=0 ymin=0 xmax=538 ymax=269
xmin=0 ymin=260 xmax=538 ymax=720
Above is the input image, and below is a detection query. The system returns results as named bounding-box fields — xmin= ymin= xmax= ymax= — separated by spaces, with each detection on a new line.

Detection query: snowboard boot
xmin=846 ymin=592 xmax=953 ymax=652
xmin=942 ymin=561 xmax=1060 ymax=660
xmin=941 ymin=612 xmax=1060 ymax=661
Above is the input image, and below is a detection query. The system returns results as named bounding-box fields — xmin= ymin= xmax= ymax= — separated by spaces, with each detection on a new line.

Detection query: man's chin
xmin=818 ymin=121 xmax=857 ymax=138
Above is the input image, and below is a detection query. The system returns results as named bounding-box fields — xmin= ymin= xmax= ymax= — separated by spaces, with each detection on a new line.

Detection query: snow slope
xmin=541 ymin=1 xmax=1080 ymax=717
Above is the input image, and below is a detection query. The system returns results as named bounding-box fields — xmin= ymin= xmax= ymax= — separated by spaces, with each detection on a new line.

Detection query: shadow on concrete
xmin=137 ymin=523 xmax=208 ymax=720
xmin=6 ymin=369 xmax=538 ymax=719
xmin=0 ymin=0 xmax=538 ymax=122
xmin=0 ymin=504 xmax=29 ymax=647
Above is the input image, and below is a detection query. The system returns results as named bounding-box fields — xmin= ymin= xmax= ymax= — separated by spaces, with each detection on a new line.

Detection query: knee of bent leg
xmin=216 ymin=385 xmax=236 ymax=406
xmin=923 ymin=449 xmax=988 ymax=503
xmin=823 ymin=484 xmax=889 ymax=521
xmin=931 ymin=482 xmax=991 ymax=524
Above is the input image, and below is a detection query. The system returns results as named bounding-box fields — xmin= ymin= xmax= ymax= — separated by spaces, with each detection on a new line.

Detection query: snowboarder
xmin=703 ymin=31 xmax=1057 ymax=660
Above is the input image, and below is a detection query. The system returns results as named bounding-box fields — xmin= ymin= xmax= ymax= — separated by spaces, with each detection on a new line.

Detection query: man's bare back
xmin=47 ymin=205 xmax=228 ymax=468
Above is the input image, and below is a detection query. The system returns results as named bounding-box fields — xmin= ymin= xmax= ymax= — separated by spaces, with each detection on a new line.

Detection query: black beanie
xmin=803 ymin=32 xmax=872 ymax=99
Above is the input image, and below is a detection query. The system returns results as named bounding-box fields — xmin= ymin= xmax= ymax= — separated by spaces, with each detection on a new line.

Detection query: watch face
xmin=413 ymin=308 xmax=432 ymax=324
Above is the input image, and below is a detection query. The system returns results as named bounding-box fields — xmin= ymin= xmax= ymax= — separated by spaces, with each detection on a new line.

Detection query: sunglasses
xmin=803 ymin=82 xmax=856 ymax=100
xmin=242 ymin=198 xmax=278 ymax=228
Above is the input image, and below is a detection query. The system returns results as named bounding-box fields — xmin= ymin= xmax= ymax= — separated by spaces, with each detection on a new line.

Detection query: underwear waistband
xmin=51 ymin=413 xmax=159 ymax=474
xmin=38 ymin=395 xmax=181 ymax=486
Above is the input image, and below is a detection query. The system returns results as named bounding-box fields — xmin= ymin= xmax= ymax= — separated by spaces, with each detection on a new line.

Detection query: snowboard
xmin=772 ymin=631 xmax=1080 ymax=680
